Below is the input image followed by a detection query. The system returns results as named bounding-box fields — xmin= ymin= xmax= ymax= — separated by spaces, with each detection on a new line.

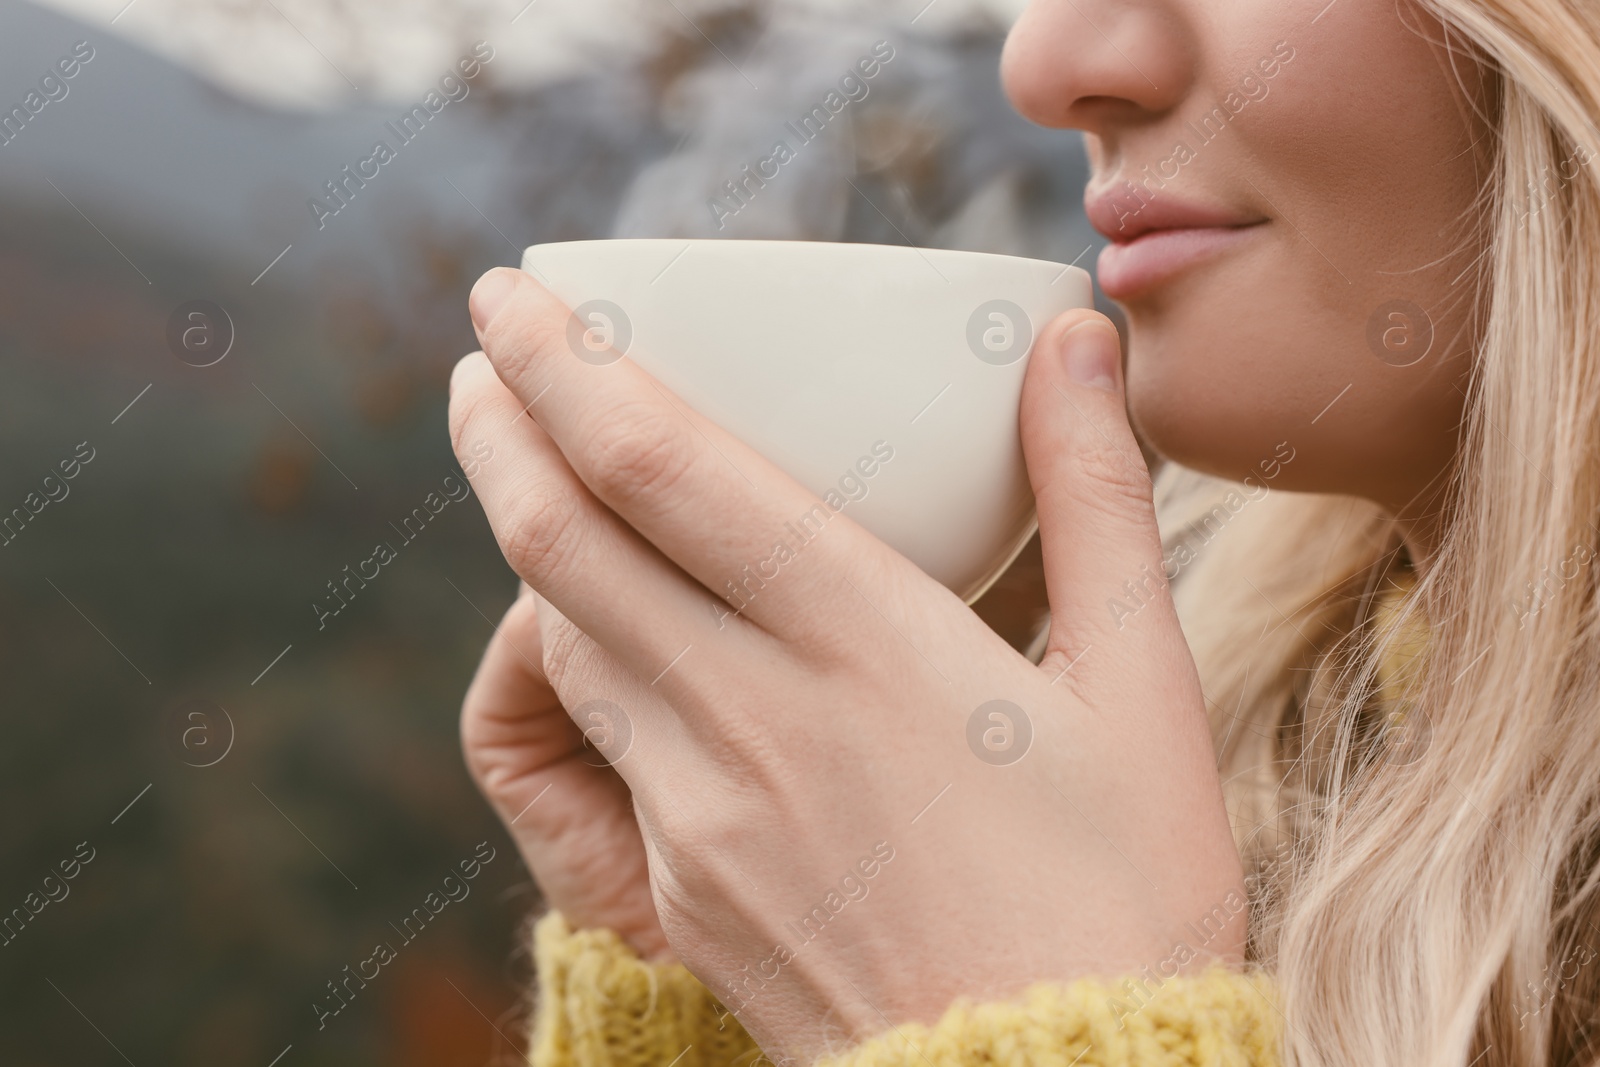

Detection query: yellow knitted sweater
xmin=525 ymin=574 xmax=1425 ymax=1067
xmin=529 ymin=914 xmax=1283 ymax=1067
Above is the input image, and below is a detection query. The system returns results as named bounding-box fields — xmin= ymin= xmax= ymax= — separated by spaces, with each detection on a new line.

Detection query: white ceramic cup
xmin=520 ymin=239 xmax=1093 ymax=604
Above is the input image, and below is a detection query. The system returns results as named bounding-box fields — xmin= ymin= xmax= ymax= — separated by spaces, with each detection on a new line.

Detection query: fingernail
xmin=470 ymin=269 xmax=519 ymax=332
xmin=1060 ymin=322 xmax=1122 ymax=392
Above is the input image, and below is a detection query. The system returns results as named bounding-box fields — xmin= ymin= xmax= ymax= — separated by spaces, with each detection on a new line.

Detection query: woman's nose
xmin=1001 ymin=0 xmax=1195 ymax=135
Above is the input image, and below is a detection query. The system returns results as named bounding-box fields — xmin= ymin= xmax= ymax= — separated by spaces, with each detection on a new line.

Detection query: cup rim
xmin=524 ymin=238 xmax=1089 ymax=280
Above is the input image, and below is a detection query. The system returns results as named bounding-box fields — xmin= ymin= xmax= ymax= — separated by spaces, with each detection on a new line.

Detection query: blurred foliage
xmin=0 ymin=190 xmax=535 ymax=1066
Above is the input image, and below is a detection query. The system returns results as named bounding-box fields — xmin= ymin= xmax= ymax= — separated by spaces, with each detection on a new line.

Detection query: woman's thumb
xmin=1019 ymin=311 xmax=1172 ymax=670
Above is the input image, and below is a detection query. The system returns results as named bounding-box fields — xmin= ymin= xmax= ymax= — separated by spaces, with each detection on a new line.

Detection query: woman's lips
xmin=1096 ymin=223 xmax=1265 ymax=301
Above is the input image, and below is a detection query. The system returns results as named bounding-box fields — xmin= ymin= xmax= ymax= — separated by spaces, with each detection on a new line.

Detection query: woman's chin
xmin=1125 ymin=368 xmax=1284 ymax=488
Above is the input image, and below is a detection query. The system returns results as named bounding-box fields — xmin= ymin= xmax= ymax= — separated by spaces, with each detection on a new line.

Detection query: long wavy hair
xmin=1134 ymin=1 xmax=1600 ymax=1063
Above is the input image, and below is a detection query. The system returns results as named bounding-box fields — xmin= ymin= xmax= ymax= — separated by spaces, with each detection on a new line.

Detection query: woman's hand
xmin=448 ymin=267 xmax=1247 ymax=1064
xmin=460 ymin=582 xmax=670 ymax=960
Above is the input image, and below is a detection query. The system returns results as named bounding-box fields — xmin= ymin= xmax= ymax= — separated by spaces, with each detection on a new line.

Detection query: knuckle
xmin=582 ymin=405 xmax=696 ymax=505
xmin=486 ymin=303 xmax=565 ymax=383
xmin=447 ymin=373 xmax=496 ymax=463
xmin=459 ymin=714 xmax=502 ymax=791
xmin=498 ymin=482 xmax=585 ymax=588
xmin=539 ymin=613 xmax=594 ymax=697
xmin=646 ymin=807 xmax=739 ymax=898
xmin=698 ymin=715 xmax=782 ymax=786
xmin=1071 ymin=440 xmax=1155 ymax=518
xmin=459 ymin=598 xmax=547 ymax=779
xmin=459 ymin=690 xmax=512 ymax=794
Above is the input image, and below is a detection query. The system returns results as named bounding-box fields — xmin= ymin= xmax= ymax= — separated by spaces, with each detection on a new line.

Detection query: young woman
xmin=446 ymin=0 xmax=1600 ymax=1063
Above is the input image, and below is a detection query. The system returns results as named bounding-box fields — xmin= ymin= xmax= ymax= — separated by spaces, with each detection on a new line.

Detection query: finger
xmin=1019 ymin=311 xmax=1175 ymax=669
xmin=461 ymin=588 xmax=573 ymax=805
xmin=530 ymin=595 xmax=728 ymax=875
xmin=467 ymin=267 xmax=878 ymax=637
xmin=460 ymin=592 xmax=669 ymax=958
xmin=450 ymin=350 xmax=761 ymax=697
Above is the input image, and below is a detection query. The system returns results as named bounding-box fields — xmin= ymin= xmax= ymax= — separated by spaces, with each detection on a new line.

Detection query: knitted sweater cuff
xmin=530 ymin=911 xmax=1282 ymax=1067
xmin=531 ymin=912 xmax=761 ymax=1067
xmin=811 ymin=966 xmax=1283 ymax=1067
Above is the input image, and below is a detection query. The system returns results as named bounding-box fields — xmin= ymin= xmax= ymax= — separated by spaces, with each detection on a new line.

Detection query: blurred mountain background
xmin=0 ymin=0 xmax=1099 ymax=1063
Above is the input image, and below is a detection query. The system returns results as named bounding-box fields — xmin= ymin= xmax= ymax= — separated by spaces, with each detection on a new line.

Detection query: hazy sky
xmin=33 ymin=0 xmax=1026 ymax=109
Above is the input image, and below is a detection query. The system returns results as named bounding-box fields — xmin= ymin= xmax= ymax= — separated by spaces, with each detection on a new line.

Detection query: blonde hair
xmin=1154 ymin=1 xmax=1600 ymax=1063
